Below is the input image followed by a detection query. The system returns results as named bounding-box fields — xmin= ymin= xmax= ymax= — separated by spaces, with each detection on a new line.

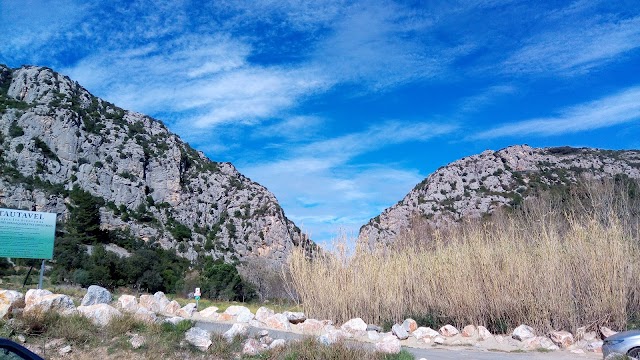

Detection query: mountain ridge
xmin=0 ymin=64 xmax=314 ymax=264
xmin=358 ymin=144 xmax=640 ymax=246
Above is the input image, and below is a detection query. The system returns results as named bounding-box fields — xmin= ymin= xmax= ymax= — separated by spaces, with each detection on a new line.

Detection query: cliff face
xmin=0 ymin=65 xmax=313 ymax=263
xmin=359 ymin=145 xmax=640 ymax=246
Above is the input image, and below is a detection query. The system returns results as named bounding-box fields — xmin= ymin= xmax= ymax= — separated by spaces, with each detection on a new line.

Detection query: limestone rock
xmin=413 ymin=327 xmax=440 ymax=340
xmin=130 ymin=335 xmax=145 ymax=349
xmin=477 ymin=326 xmax=493 ymax=340
xmin=242 ymin=338 xmax=263 ymax=355
xmin=461 ymin=325 xmax=477 ymax=337
xmin=77 ymin=304 xmax=122 ymax=326
xmin=341 ymin=318 xmax=368 ymax=333
xmin=264 ymin=314 xmax=291 ymax=331
xmin=512 ymin=324 xmax=535 ymax=341
xmin=299 ymin=319 xmax=325 ymax=334
xmin=549 ymin=330 xmax=574 ymax=348
xmin=392 ymin=324 xmax=409 ymax=340
xmin=375 ymin=335 xmax=401 ymax=354
xmin=81 ymin=285 xmax=112 ymax=306
xmin=185 ymin=327 xmax=211 ymax=351
xmin=24 ymin=291 xmax=76 ymax=316
xmin=283 ymin=311 xmax=306 ymax=324
xmin=134 ymin=307 xmax=157 ymax=323
xmin=224 ymin=305 xmax=252 ymax=316
xmin=58 ymin=345 xmax=72 ymax=355
xmin=25 ymin=289 xmax=52 ymax=307
xmin=269 ymin=339 xmax=286 ymax=349
xmin=198 ymin=306 xmax=219 ymax=319
xmin=439 ymin=324 xmax=459 ymax=337
xmin=255 ymin=307 xmax=274 ymax=323
xmin=0 ymin=290 xmax=24 ymax=318
xmin=523 ymin=336 xmax=559 ymax=351
xmin=164 ymin=316 xmax=186 ymax=325
xmin=176 ymin=303 xmax=197 ymax=318
xmin=318 ymin=328 xmax=347 ymax=345
xmin=117 ymin=295 xmax=138 ymax=313
xmin=224 ymin=323 xmax=249 ymax=341
xmin=162 ymin=300 xmax=181 ymax=316
xmin=402 ymin=318 xmax=417 ymax=333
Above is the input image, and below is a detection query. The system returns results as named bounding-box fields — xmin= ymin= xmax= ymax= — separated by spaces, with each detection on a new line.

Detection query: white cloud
xmin=472 ymin=86 xmax=640 ymax=139
xmin=503 ymin=16 xmax=640 ymax=75
xmin=240 ymin=120 xmax=455 ymax=243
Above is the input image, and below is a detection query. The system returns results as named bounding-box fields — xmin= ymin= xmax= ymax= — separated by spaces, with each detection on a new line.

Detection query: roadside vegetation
xmin=288 ymin=178 xmax=640 ymax=333
xmin=0 ymin=309 xmax=414 ymax=360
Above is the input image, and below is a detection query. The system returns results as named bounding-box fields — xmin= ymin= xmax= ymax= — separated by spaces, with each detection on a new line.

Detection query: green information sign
xmin=0 ymin=208 xmax=57 ymax=259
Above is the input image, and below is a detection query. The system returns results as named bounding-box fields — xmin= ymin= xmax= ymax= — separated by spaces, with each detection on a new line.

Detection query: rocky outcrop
xmin=0 ymin=64 xmax=313 ymax=264
xmin=359 ymin=145 xmax=640 ymax=246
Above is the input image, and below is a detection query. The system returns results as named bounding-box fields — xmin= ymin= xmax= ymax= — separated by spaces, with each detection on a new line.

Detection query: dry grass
xmin=288 ymin=179 xmax=640 ymax=333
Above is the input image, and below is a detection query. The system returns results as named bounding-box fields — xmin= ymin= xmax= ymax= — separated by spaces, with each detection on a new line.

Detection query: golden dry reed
xmin=287 ymin=179 xmax=640 ymax=333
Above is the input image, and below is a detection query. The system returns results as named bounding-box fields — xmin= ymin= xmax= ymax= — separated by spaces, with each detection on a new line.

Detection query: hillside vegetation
xmin=289 ymin=178 xmax=640 ymax=333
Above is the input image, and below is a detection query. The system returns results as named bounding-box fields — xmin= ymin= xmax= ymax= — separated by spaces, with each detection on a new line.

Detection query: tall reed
xmin=287 ymin=179 xmax=640 ymax=333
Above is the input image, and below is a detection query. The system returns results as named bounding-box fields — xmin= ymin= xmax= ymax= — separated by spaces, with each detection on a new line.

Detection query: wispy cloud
xmin=471 ymin=86 xmax=640 ymax=139
xmin=503 ymin=15 xmax=640 ymax=75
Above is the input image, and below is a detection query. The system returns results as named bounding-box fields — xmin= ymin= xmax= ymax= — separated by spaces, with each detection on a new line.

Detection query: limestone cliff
xmin=359 ymin=145 xmax=640 ymax=246
xmin=0 ymin=65 xmax=313 ymax=263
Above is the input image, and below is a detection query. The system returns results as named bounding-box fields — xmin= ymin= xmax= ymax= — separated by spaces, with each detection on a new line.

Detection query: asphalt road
xmin=194 ymin=320 xmax=601 ymax=360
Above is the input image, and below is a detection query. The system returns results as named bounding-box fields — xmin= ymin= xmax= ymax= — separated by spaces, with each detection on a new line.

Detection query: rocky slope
xmin=0 ymin=65 xmax=313 ymax=263
xmin=359 ymin=145 xmax=640 ymax=246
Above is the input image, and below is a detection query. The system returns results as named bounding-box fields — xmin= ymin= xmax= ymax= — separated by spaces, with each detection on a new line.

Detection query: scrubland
xmin=288 ymin=179 xmax=640 ymax=333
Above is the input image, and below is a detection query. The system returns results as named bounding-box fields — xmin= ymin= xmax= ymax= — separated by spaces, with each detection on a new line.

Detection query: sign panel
xmin=194 ymin=287 xmax=201 ymax=297
xmin=0 ymin=208 xmax=57 ymax=259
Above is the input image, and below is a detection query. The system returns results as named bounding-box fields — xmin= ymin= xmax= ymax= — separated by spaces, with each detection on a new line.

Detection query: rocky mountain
xmin=0 ymin=65 xmax=313 ymax=263
xmin=359 ymin=145 xmax=640 ymax=246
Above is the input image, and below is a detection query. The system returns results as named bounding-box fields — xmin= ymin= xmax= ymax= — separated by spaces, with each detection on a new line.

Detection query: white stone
xmin=264 ymin=314 xmax=291 ymax=331
xmin=413 ymin=327 xmax=440 ymax=340
xmin=283 ymin=311 xmax=306 ymax=324
xmin=402 ymin=318 xmax=417 ymax=333
xmin=242 ymin=338 xmax=262 ymax=355
xmin=433 ymin=336 xmax=445 ymax=344
xmin=341 ymin=318 xmax=368 ymax=333
xmin=164 ymin=316 xmax=186 ymax=325
xmin=77 ymin=304 xmax=122 ymax=326
xmin=318 ymin=329 xmax=347 ymax=345
xmin=0 ymin=290 xmax=23 ymax=319
xmin=477 ymin=326 xmax=493 ymax=340
xmin=375 ymin=335 xmax=401 ymax=354
xmin=224 ymin=305 xmax=252 ymax=316
xmin=586 ymin=340 xmax=603 ymax=353
xmin=162 ymin=300 xmax=180 ymax=316
xmin=133 ymin=307 xmax=157 ymax=323
xmin=176 ymin=303 xmax=197 ymax=318
xmin=58 ymin=345 xmax=72 ymax=355
xmin=81 ymin=285 xmax=112 ymax=306
xmin=24 ymin=292 xmax=76 ymax=316
xmin=523 ymin=336 xmax=559 ymax=351
xmin=237 ymin=310 xmax=255 ymax=323
xmin=439 ymin=324 xmax=459 ymax=337
xmin=512 ymin=324 xmax=535 ymax=341
xmin=224 ymin=323 xmax=249 ymax=341
xmin=367 ymin=330 xmax=381 ymax=341
xmin=392 ymin=324 xmax=409 ymax=340
xmin=549 ymin=330 xmax=574 ymax=348
xmin=461 ymin=325 xmax=477 ymax=337
xmin=130 ymin=335 xmax=145 ymax=349
xmin=255 ymin=306 xmax=274 ymax=323
xmin=185 ymin=327 xmax=211 ymax=351
xmin=269 ymin=339 xmax=286 ymax=349
xmin=199 ymin=306 xmax=219 ymax=318
xmin=117 ymin=295 xmax=138 ymax=313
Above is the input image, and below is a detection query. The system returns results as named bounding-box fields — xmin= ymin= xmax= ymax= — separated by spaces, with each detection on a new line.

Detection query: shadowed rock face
xmin=0 ymin=64 xmax=314 ymax=263
xmin=359 ymin=144 xmax=640 ymax=246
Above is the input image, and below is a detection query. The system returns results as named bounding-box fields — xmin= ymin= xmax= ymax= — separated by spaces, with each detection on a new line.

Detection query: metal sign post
xmin=194 ymin=287 xmax=201 ymax=310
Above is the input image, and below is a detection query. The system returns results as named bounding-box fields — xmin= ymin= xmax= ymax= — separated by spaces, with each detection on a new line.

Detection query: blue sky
xmin=2 ymin=0 xmax=640 ymax=245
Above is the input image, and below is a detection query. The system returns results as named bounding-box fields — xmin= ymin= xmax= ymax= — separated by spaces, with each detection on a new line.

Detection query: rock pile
xmin=0 ymin=286 xmax=612 ymax=356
